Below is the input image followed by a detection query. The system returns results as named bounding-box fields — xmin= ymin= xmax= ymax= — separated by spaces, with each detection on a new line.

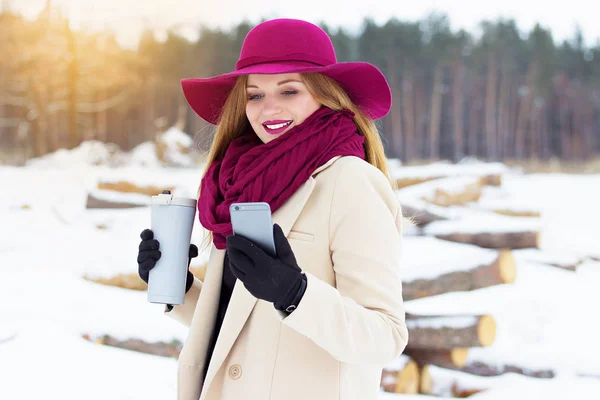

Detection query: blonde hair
xmin=197 ymin=72 xmax=397 ymax=252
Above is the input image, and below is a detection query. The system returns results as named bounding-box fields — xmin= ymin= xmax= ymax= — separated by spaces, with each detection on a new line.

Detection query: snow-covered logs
xmin=404 ymin=314 xmax=496 ymax=349
xmin=433 ymin=230 xmax=539 ymax=249
xmin=391 ymin=162 xmax=507 ymax=190
xmin=380 ymin=355 xmax=420 ymax=394
xmin=404 ymin=348 xmax=469 ymax=368
xmin=401 ymin=237 xmax=516 ymax=300
xmin=421 ymin=215 xmax=542 ymax=249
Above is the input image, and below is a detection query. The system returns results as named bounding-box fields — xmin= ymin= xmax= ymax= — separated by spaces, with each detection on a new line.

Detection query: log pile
xmin=391 ymin=162 xmax=508 ymax=189
xmin=86 ymin=180 xmax=174 ymax=209
xmin=381 ymin=163 xmax=560 ymax=397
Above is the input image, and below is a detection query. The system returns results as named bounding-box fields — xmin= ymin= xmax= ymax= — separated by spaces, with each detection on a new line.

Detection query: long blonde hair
xmin=196 ymin=72 xmax=397 ymax=252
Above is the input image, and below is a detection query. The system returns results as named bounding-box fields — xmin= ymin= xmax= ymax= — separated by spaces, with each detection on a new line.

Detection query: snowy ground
xmin=1 ymin=145 xmax=600 ymax=399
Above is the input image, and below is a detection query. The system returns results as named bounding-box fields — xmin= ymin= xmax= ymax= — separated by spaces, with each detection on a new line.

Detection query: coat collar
xmin=195 ymin=155 xmax=342 ymax=398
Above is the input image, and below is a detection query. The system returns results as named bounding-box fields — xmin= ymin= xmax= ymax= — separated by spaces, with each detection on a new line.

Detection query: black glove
xmin=226 ymin=224 xmax=306 ymax=312
xmin=137 ymin=229 xmax=198 ymax=293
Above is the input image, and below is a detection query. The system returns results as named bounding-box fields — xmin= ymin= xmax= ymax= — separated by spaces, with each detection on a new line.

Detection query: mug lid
xmin=151 ymin=193 xmax=197 ymax=207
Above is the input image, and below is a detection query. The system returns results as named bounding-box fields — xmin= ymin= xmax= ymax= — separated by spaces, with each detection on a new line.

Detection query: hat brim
xmin=181 ymin=61 xmax=391 ymax=125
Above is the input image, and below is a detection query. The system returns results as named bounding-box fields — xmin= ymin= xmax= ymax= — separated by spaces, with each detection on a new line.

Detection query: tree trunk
xmin=514 ymin=62 xmax=536 ymax=159
xmin=402 ymin=69 xmax=415 ymax=160
xmin=485 ymin=50 xmax=497 ymax=160
xmin=387 ymin=52 xmax=403 ymax=159
xmin=405 ymin=314 xmax=496 ymax=350
xmin=497 ymin=69 xmax=509 ymax=160
xmin=467 ymin=78 xmax=482 ymax=156
xmin=452 ymin=59 xmax=465 ymax=161
xmin=29 ymin=84 xmax=48 ymax=157
xmin=66 ymin=19 xmax=79 ymax=149
xmin=414 ymin=70 xmax=427 ymax=157
xmin=428 ymin=63 xmax=443 ymax=160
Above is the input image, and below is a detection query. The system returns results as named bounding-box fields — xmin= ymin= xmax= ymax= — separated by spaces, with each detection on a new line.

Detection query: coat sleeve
xmin=281 ymin=158 xmax=409 ymax=365
xmin=163 ymin=278 xmax=203 ymax=327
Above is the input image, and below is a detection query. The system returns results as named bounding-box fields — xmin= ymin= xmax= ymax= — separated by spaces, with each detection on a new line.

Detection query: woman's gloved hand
xmin=137 ymin=229 xmax=198 ymax=293
xmin=226 ymin=224 xmax=306 ymax=312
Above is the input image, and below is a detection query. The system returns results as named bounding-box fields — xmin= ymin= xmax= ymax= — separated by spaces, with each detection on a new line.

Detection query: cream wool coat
xmin=166 ymin=155 xmax=409 ymax=400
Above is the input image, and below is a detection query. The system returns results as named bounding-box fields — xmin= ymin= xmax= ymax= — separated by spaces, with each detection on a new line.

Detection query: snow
xmin=422 ymin=212 xmax=543 ymax=234
xmin=512 ymin=248 xmax=584 ymax=268
xmin=422 ymin=365 xmax=600 ymax=399
xmin=390 ymin=158 xmax=514 ymax=180
xmin=1 ymin=148 xmax=600 ymax=399
xmin=398 ymin=176 xmax=483 ymax=200
xmin=470 ymin=185 xmax=541 ymax=214
xmin=156 ymin=126 xmax=201 ymax=168
xmin=25 ymin=140 xmax=125 ymax=168
xmin=386 ymin=354 xmax=412 ymax=371
xmin=400 ymin=237 xmax=498 ymax=282
xmin=405 ymin=315 xmax=479 ymax=330
xmin=130 ymin=141 xmax=162 ymax=167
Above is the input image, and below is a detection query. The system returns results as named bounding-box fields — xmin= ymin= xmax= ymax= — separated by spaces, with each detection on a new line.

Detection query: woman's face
xmin=245 ymin=73 xmax=322 ymax=144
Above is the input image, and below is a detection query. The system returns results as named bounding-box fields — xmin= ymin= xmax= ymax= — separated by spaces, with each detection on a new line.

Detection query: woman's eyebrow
xmin=247 ymin=79 xmax=302 ymax=89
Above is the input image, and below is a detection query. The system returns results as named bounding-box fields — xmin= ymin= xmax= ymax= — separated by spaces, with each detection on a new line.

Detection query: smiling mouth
xmin=262 ymin=121 xmax=292 ymax=134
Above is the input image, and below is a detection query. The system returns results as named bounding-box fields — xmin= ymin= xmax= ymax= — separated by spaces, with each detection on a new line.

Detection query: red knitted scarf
xmin=198 ymin=106 xmax=365 ymax=249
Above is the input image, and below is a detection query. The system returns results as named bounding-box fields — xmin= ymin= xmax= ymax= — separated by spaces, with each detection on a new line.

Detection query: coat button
xmin=228 ymin=364 xmax=242 ymax=380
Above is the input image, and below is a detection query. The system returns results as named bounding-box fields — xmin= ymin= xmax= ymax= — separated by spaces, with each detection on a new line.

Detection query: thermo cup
xmin=148 ymin=190 xmax=197 ymax=305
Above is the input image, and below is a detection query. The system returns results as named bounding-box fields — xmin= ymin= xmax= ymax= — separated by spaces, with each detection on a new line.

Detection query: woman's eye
xmin=247 ymin=91 xmax=296 ymax=101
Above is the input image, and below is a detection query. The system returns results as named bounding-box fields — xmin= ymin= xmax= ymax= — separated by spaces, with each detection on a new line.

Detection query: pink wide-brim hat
xmin=181 ymin=18 xmax=392 ymax=125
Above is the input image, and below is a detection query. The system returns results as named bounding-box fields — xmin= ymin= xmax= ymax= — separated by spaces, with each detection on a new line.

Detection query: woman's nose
xmin=261 ymin=97 xmax=282 ymax=115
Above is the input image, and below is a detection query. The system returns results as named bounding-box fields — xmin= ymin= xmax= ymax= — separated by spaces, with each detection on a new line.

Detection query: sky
xmin=10 ymin=0 xmax=599 ymax=49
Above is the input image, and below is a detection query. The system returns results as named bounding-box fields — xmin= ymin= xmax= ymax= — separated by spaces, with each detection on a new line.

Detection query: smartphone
xmin=229 ymin=202 xmax=276 ymax=257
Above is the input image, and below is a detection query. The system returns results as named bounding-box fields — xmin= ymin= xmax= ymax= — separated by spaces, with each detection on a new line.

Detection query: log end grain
xmin=450 ymin=348 xmax=469 ymax=367
xmin=395 ymin=359 xmax=420 ymax=394
xmin=478 ymin=315 xmax=497 ymax=347
xmin=498 ymin=250 xmax=517 ymax=284
xmin=419 ymin=365 xmax=432 ymax=394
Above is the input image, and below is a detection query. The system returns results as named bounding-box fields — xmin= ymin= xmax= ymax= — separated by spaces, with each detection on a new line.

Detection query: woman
xmin=137 ymin=18 xmax=409 ymax=400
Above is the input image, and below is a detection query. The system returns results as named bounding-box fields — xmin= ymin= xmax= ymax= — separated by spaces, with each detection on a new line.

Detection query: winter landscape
xmin=1 ymin=129 xmax=599 ymax=399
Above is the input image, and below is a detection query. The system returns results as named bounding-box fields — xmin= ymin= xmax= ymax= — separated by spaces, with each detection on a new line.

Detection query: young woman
xmin=137 ymin=18 xmax=409 ymax=400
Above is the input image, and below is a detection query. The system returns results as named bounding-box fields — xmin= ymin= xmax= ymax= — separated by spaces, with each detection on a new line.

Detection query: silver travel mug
xmin=148 ymin=190 xmax=197 ymax=305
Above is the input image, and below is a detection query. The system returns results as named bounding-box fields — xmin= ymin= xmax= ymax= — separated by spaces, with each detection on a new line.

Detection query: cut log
xmin=419 ymin=365 xmax=488 ymax=397
xmin=490 ymin=208 xmax=541 ymax=218
xmin=97 ymin=181 xmax=174 ymax=196
xmin=405 ymin=314 xmax=496 ymax=350
xmin=469 ymin=193 xmax=542 ymax=218
xmin=419 ymin=365 xmax=432 ymax=394
xmin=400 ymin=200 xmax=449 ymax=227
xmin=396 ymin=176 xmax=440 ymax=189
xmin=381 ymin=355 xmax=420 ymax=394
xmin=84 ymin=262 xmax=208 ymax=291
xmin=428 ymin=178 xmax=483 ymax=207
xmin=457 ymin=361 xmax=555 ymax=378
xmin=88 ymin=334 xmax=181 ymax=358
xmin=513 ymin=248 xmax=584 ymax=272
xmin=392 ymin=162 xmax=508 ymax=189
xmin=86 ymin=193 xmax=147 ymax=209
xmin=404 ymin=348 xmax=469 ymax=368
xmin=83 ymin=272 xmax=147 ymax=291
xmin=434 ymin=231 xmax=539 ymax=249
xmin=398 ymin=176 xmax=484 ymax=207
xmin=402 ymin=246 xmax=516 ymax=301
xmin=423 ymin=216 xmax=542 ymax=249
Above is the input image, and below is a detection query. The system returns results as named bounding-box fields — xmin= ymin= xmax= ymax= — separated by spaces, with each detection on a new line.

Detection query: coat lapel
xmin=201 ymin=175 xmax=318 ymax=397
